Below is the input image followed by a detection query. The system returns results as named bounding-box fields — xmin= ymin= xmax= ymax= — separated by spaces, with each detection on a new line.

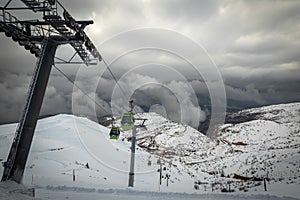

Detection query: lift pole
xmin=2 ymin=38 xmax=58 ymax=183
xmin=1 ymin=0 xmax=101 ymax=184
xmin=128 ymin=126 xmax=137 ymax=187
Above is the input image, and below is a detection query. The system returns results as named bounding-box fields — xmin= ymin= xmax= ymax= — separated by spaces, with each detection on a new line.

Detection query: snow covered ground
xmin=0 ymin=181 xmax=35 ymax=200
xmin=119 ymin=104 xmax=300 ymax=199
xmin=1 ymin=182 xmax=299 ymax=200
xmin=0 ymin=114 xmax=198 ymax=199
xmin=0 ymin=103 xmax=299 ymax=199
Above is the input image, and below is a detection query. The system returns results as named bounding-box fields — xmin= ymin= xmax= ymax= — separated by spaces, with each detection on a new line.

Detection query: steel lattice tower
xmin=0 ymin=0 xmax=101 ymax=183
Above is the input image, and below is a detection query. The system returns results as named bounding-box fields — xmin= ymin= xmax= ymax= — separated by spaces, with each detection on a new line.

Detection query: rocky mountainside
xmin=119 ymin=113 xmax=215 ymax=159
xmin=119 ymin=103 xmax=300 ymax=195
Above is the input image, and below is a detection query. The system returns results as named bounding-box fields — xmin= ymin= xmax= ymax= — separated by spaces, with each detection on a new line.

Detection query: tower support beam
xmin=128 ymin=126 xmax=137 ymax=187
xmin=1 ymin=38 xmax=58 ymax=183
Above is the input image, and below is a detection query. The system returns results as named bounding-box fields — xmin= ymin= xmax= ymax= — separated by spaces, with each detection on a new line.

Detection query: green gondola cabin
xmin=109 ymin=127 xmax=120 ymax=140
xmin=121 ymin=113 xmax=135 ymax=131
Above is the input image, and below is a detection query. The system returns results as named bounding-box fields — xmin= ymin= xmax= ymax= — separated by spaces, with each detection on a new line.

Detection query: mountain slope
xmin=0 ymin=103 xmax=299 ymax=199
xmin=0 ymin=114 xmax=196 ymax=194
xmin=117 ymin=103 xmax=300 ymax=197
xmin=186 ymin=103 xmax=300 ymax=196
xmin=119 ymin=112 xmax=215 ymax=159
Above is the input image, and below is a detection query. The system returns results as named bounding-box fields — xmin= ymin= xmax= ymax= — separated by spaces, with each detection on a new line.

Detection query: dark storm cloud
xmin=149 ymin=0 xmax=219 ymax=23
xmin=0 ymin=0 xmax=299 ymax=125
xmin=0 ymin=72 xmax=29 ymax=123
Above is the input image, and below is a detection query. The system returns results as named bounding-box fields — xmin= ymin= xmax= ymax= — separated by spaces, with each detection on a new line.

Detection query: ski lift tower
xmin=0 ymin=0 xmax=101 ymax=183
xmin=126 ymin=100 xmax=148 ymax=187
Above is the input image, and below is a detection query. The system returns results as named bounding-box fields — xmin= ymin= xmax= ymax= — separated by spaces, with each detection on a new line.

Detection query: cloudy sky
xmin=0 ymin=0 xmax=300 ymax=128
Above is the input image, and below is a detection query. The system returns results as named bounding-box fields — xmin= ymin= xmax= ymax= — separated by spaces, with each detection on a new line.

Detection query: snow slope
xmin=217 ymin=103 xmax=300 ymax=180
xmin=0 ymin=102 xmax=299 ymax=199
xmin=0 ymin=114 xmax=198 ymax=198
xmin=0 ymin=181 xmax=35 ymax=200
xmin=119 ymin=112 xmax=215 ymax=159
xmin=187 ymin=103 xmax=300 ymax=197
xmin=118 ymin=103 xmax=300 ymax=198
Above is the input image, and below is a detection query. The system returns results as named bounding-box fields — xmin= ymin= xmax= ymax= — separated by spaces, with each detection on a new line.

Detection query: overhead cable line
xmin=53 ymin=64 xmax=111 ymax=115
xmin=102 ymin=58 xmax=128 ymax=99
xmin=101 ymin=57 xmax=140 ymax=115
xmin=54 ymin=56 xmax=140 ymax=117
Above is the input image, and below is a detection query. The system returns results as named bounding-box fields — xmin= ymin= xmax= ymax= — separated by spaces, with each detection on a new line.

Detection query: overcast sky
xmin=0 ymin=0 xmax=300 ymax=127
